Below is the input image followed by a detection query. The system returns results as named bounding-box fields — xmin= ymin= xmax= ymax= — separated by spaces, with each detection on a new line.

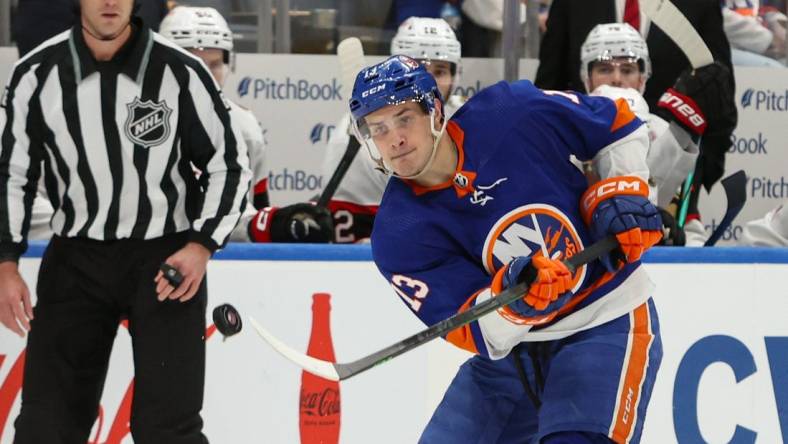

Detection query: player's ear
xmin=433 ymin=98 xmax=444 ymax=125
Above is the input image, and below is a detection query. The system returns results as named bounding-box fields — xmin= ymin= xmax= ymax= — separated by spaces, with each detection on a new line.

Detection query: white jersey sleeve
xmin=229 ymin=100 xmax=268 ymax=209
xmin=740 ymin=203 xmax=788 ymax=246
xmin=645 ymin=117 xmax=699 ymax=208
xmin=227 ymin=100 xmax=268 ymax=242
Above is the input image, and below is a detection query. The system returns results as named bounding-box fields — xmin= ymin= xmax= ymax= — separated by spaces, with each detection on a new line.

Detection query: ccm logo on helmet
xmin=361 ymin=84 xmax=386 ymax=98
xmin=658 ymin=90 xmax=707 ymax=130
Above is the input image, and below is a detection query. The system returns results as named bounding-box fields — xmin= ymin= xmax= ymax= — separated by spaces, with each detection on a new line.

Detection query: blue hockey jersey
xmin=371 ymin=80 xmax=656 ymax=359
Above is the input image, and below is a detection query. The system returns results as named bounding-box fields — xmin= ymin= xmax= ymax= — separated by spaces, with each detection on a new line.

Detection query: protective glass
xmin=355 ymin=100 xmax=430 ymax=144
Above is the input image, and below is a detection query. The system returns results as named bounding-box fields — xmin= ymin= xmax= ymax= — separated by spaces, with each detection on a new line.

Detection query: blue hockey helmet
xmin=349 ymin=55 xmax=443 ymax=123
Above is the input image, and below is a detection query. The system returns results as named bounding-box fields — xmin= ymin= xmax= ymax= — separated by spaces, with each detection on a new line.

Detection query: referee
xmin=0 ymin=0 xmax=250 ymax=442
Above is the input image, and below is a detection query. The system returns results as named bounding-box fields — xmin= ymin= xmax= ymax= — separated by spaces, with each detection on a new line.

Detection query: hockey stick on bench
xmin=640 ymin=0 xmax=714 ymax=228
xmin=640 ymin=0 xmax=714 ymax=69
xmin=249 ymin=235 xmax=619 ymax=381
xmin=316 ymin=37 xmax=365 ymax=208
xmin=704 ymin=169 xmax=747 ymax=246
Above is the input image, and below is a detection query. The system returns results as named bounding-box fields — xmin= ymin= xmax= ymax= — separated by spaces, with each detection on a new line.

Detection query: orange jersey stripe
xmin=610 ymin=98 xmax=637 ymax=133
xmin=445 ymin=288 xmax=485 ymax=354
xmin=609 ymin=303 xmax=654 ymax=443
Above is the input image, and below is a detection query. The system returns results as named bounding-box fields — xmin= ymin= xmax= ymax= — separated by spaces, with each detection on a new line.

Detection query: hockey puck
xmin=213 ymin=304 xmax=243 ymax=337
xmin=159 ymin=263 xmax=184 ymax=288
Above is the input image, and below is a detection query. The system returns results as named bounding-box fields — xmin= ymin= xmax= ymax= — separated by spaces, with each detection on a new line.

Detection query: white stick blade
xmin=248 ymin=317 xmax=340 ymax=381
xmin=337 ymin=37 xmax=366 ymax=100
xmin=640 ymin=0 xmax=714 ymax=68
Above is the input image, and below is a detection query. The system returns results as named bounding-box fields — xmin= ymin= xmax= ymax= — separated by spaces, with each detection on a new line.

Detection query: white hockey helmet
xmin=390 ymin=17 xmax=462 ymax=70
xmin=159 ymin=6 xmax=233 ymax=63
xmin=580 ymin=23 xmax=651 ymax=93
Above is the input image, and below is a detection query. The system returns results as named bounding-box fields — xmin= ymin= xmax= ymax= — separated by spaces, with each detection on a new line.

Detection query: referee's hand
xmin=0 ymin=262 xmax=34 ymax=337
xmin=154 ymin=242 xmax=211 ymax=303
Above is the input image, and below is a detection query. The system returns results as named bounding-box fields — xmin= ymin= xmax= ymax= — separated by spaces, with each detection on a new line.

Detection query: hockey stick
xmin=640 ymin=0 xmax=714 ymax=227
xmin=249 ymin=235 xmax=619 ymax=381
xmin=704 ymin=169 xmax=747 ymax=246
xmin=639 ymin=0 xmax=714 ymax=69
xmin=316 ymin=37 xmax=365 ymax=208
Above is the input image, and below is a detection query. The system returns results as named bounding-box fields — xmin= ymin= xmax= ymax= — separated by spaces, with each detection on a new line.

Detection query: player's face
xmin=588 ymin=58 xmax=645 ymax=91
xmin=422 ymin=60 xmax=454 ymax=99
xmin=80 ymin=0 xmax=134 ymax=39
xmin=364 ymin=102 xmax=435 ymax=176
xmin=189 ymin=48 xmax=227 ymax=86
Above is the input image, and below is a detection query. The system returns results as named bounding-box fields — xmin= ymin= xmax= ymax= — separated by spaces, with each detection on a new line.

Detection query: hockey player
xmin=158 ymin=6 xmax=295 ymax=242
xmin=351 ymin=55 xmax=663 ymax=443
xmin=579 ymin=23 xmax=735 ymax=246
xmin=297 ymin=17 xmax=464 ymax=243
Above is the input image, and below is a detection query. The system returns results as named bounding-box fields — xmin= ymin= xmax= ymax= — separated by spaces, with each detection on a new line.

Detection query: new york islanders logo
xmin=124 ymin=97 xmax=172 ymax=148
xmin=482 ymin=204 xmax=586 ymax=292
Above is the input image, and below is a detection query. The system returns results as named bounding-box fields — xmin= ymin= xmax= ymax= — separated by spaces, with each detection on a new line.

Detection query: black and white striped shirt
xmin=0 ymin=20 xmax=251 ymax=260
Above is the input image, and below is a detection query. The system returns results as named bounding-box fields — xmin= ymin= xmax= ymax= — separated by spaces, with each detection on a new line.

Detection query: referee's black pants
xmin=14 ymin=233 xmax=209 ymax=444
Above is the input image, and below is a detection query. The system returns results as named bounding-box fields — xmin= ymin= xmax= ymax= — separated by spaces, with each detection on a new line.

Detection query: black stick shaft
xmin=705 ymin=170 xmax=747 ymax=246
xmin=316 ymin=136 xmax=361 ymax=208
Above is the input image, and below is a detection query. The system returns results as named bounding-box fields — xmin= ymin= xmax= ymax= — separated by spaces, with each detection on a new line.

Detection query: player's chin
xmin=392 ymin=160 xmax=421 ymax=177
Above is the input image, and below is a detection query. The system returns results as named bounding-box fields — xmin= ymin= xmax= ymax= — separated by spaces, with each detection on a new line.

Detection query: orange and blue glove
xmin=580 ymin=176 xmax=663 ymax=272
xmin=492 ymin=254 xmax=574 ymax=326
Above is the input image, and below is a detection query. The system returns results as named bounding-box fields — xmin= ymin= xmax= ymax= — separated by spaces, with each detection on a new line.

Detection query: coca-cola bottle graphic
xmin=299 ymin=293 xmax=341 ymax=444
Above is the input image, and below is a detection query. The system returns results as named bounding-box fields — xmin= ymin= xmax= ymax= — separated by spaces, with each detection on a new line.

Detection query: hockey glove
xmin=655 ymin=61 xmax=735 ymax=142
xmin=249 ymin=203 xmax=334 ymax=243
xmin=581 ymin=177 xmax=663 ymax=272
xmin=491 ymin=254 xmax=574 ymax=326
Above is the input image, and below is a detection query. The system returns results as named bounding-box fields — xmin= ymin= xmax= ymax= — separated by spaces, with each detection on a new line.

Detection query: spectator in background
xmin=762 ymin=0 xmax=787 ymax=13
xmin=723 ymin=0 xmax=787 ymax=66
xmin=458 ymin=0 xmax=526 ymax=57
xmin=385 ymin=0 xmax=461 ymax=29
xmin=13 ymin=0 xmax=169 ymax=56
xmin=535 ymin=0 xmax=736 ymax=227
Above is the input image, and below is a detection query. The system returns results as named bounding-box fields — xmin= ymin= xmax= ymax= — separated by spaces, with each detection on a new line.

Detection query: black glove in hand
xmin=270 ymin=203 xmax=333 ymax=243
xmin=656 ymin=61 xmax=736 ymax=142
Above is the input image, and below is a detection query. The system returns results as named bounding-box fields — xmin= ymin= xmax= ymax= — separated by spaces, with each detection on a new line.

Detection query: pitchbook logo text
xmin=740 ymin=88 xmax=788 ymax=111
xmin=238 ymin=76 xmax=342 ymax=101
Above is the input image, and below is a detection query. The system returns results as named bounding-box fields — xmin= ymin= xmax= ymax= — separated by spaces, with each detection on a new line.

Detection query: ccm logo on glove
xmin=581 ymin=176 xmax=649 ymax=223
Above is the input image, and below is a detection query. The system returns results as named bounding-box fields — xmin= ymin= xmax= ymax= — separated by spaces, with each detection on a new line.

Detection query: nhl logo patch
xmin=124 ymin=97 xmax=172 ymax=147
xmin=453 ymin=173 xmax=469 ymax=188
